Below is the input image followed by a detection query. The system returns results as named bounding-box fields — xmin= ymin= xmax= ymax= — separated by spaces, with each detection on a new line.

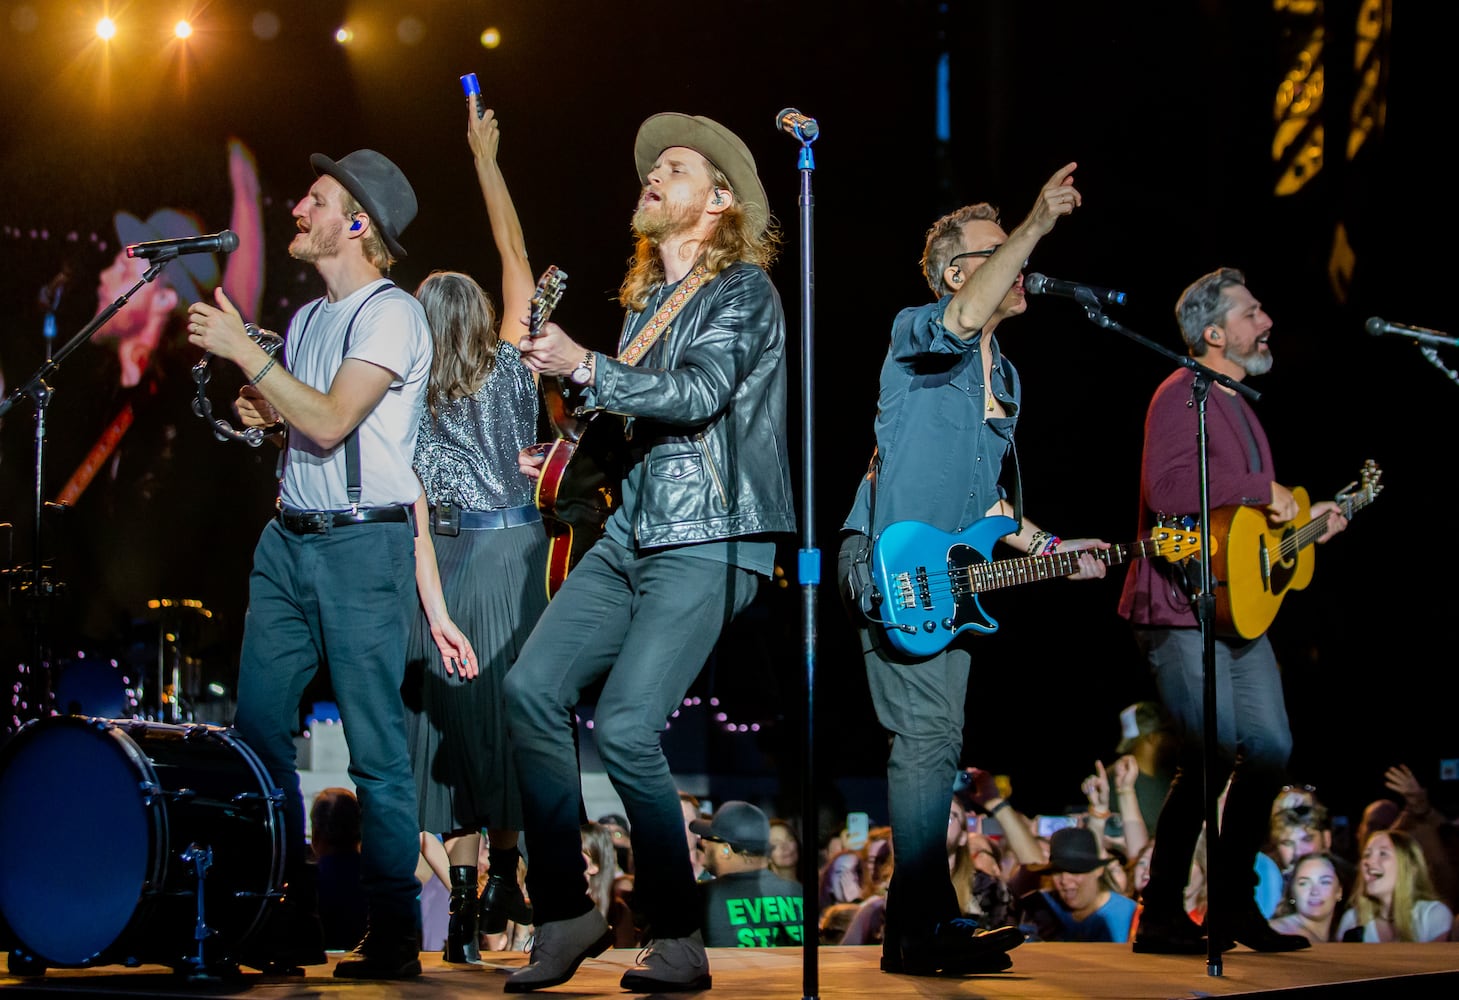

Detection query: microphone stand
xmin=0 ymin=255 xmax=180 ymax=728
xmin=1076 ymin=303 xmax=1256 ymax=978
xmin=779 ymin=114 xmax=820 ymax=1000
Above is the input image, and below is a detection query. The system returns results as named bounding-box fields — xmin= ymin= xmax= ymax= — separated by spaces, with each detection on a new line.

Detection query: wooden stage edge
xmin=3 ymin=943 xmax=1459 ymax=1000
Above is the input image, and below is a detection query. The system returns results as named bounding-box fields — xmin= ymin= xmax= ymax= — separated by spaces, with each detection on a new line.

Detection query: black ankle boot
xmin=445 ymin=865 xmax=481 ymax=963
xmin=479 ymin=870 xmax=533 ymax=935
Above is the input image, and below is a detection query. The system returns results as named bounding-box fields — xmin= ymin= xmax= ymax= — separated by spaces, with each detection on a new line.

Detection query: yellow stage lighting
xmin=96 ymin=16 xmax=117 ymax=40
xmin=174 ymin=20 xmax=192 ymax=40
xmin=481 ymin=27 xmax=501 ymax=49
xmin=335 ymin=25 xmax=354 ymax=44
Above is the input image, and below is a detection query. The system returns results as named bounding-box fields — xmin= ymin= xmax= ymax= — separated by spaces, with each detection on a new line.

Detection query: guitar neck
xmin=966 ymin=543 xmax=1133 ymax=594
xmin=1289 ymin=489 xmax=1376 ymax=554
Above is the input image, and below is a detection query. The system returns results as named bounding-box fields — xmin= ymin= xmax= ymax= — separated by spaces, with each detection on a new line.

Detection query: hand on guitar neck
xmin=1213 ymin=460 xmax=1382 ymax=639
xmin=1267 ymin=480 xmax=1349 ymax=542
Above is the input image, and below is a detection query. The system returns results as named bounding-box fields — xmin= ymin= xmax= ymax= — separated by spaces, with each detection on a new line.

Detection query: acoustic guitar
xmin=1209 ymin=459 xmax=1382 ymax=640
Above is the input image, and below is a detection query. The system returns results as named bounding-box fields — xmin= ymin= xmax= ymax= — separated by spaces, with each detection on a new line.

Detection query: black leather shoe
xmin=884 ymin=920 xmax=1022 ymax=976
xmin=479 ymin=872 xmax=534 ymax=935
xmin=333 ymin=926 xmax=423 ymax=980
xmin=1132 ymin=909 xmax=1209 ymax=955
xmin=1227 ymin=914 xmax=1310 ymax=953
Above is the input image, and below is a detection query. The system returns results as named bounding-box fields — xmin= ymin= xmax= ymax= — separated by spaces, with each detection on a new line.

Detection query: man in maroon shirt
xmin=1118 ymin=267 xmax=1347 ymax=954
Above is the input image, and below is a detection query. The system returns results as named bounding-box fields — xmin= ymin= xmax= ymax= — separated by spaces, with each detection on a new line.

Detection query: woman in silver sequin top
xmin=402 ymin=92 xmax=549 ymax=964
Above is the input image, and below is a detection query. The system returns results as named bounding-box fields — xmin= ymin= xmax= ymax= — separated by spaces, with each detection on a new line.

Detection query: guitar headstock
xmin=1336 ymin=459 xmax=1383 ymax=513
xmin=529 ymin=265 xmax=568 ymax=339
xmin=1150 ymin=523 xmax=1204 ymax=562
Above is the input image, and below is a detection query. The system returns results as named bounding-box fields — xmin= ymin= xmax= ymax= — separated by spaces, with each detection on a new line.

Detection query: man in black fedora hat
xmin=1017 ymin=826 xmax=1135 ymax=942
xmin=505 ymin=112 xmax=795 ymax=992
xmin=187 ymin=148 xmax=433 ymax=979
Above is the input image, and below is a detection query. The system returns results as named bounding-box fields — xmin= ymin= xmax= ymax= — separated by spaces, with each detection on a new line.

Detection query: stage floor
xmin=4 ymin=943 xmax=1459 ymax=999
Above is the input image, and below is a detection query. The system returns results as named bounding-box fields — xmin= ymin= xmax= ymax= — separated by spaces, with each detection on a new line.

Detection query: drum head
xmin=0 ymin=717 xmax=157 ymax=965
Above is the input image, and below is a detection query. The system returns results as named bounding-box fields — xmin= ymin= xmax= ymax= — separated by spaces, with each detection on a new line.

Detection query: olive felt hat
xmin=633 ymin=112 xmax=769 ymax=239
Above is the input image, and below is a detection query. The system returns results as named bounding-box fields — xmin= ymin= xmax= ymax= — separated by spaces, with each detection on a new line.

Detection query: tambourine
xmin=191 ymin=322 xmax=285 ymax=447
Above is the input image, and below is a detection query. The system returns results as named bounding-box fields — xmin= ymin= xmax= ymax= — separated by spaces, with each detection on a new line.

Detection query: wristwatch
xmin=569 ymin=351 xmax=595 ymax=386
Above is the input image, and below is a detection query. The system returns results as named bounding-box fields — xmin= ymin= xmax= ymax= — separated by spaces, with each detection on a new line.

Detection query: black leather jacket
xmin=590 ymin=261 xmax=796 ymax=548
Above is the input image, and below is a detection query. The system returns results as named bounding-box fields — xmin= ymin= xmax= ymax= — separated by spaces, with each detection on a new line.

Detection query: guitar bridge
xmin=892 ymin=571 xmax=915 ymax=611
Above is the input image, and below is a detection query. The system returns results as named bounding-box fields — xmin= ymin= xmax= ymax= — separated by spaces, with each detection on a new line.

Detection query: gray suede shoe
xmin=618 ymin=933 xmax=712 ymax=992
xmin=503 ymin=909 xmax=613 ymax=993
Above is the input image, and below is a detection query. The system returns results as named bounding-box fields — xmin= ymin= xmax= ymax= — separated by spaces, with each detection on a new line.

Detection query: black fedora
xmin=309 ymin=149 xmax=417 ymax=259
xmin=1025 ymin=827 xmax=1109 ymax=875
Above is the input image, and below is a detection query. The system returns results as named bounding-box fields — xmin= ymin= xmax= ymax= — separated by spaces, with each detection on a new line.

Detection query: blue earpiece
xmin=350 ymin=217 xmax=363 ymax=231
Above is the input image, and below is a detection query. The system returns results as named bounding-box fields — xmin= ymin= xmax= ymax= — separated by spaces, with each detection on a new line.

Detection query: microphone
xmin=1365 ymin=316 xmax=1459 ymax=349
xmin=775 ymin=107 xmax=820 ymax=140
xmin=126 ymin=229 xmax=239 ymax=260
xmin=1025 ymin=272 xmax=1128 ymax=307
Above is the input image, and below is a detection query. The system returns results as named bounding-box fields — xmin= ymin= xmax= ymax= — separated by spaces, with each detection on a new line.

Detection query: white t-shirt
xmin=279 ymin=278 xmax=432 ymax=510
xmin=1336 ymin=898 xmax=1454 ymax=942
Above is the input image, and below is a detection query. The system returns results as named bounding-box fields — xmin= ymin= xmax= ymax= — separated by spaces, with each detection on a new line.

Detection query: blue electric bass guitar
xmin=869 ymin=516 xmax=1202 ymax=657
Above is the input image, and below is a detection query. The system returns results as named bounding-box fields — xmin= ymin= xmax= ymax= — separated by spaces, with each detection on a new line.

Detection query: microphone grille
xmin=219 ymin=230 xmax=241 ymax=253
xmin=1025 ymin=272 xmax=1047 ymax=294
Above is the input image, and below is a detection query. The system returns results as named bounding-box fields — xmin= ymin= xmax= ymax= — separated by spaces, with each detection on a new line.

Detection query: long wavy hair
xmin=581 ymin=822 xmax=619 ymax=920
xmin=1350 ymin=829 xmax=1442 ymax=941
xmin=414 ymin=270 xmax=499 ymax=419
xmin=618 ymin=163 xmax=781 ymax=311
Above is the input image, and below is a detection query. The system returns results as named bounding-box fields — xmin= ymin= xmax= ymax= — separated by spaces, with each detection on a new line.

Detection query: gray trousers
xmin=234 ymin=518 xmax=421 ymax=927
xmin=505 ymin=537 xmax=758 ymax=937
xmin=838 ymin=532 xmax=966 ymax=947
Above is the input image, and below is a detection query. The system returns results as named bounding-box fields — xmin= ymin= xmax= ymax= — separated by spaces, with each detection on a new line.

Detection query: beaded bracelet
xmin=250 ymin=357 xmax=277 ymax=385
xmin=1042 ymin=535 xmax=1061 ymax=554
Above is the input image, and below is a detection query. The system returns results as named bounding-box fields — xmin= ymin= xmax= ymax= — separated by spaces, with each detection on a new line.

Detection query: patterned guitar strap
xmin=617 ymin=263 xmax=710 ymax=366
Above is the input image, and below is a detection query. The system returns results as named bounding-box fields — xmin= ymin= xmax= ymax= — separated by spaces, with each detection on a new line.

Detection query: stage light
xmin=335 ymin=26 xmax=354 ymax=45
xmin=480 ymin=27 xmax=501 ymax=49
xmin=174 ymin=20 xmax=192 ymax=40
xmin=10 ymin=5 xmax=39 ymax=33
xmin=397 ymin=15 xmax=424 ymax=46
xmin=96 ymin=16 xmax=117 ymax=40
xmin=252 ymin=9 xmax=280 ymax=41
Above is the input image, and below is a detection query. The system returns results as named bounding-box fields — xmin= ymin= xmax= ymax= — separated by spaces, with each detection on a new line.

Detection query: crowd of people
xmin=14 ymin=64 xmax=1442 ymax=993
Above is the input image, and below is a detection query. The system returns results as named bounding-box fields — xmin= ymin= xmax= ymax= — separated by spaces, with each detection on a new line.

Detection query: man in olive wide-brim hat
xmin=504 ymin=113 xmax=795 ymax=994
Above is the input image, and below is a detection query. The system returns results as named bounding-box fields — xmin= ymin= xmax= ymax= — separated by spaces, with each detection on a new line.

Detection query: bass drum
xmin=0 ymin=716 xmax=285 ymax=973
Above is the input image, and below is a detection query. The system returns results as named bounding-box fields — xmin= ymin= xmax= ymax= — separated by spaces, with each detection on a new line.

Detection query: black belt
xmin=278 ymin=505 xmax=411 ymax=534
xmin=430 ymin=504 xmax=540 ymax=533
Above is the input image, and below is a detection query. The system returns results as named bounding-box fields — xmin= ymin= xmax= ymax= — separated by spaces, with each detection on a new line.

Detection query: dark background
xmin=1 ymin=1 xmax=1453 ymax=834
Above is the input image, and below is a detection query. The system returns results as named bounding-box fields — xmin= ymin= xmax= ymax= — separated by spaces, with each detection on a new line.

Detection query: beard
xmin=1227 ymin=339 xmax=1274 ymax=377
xmin=289 ymin=218 xmax=342 ymax=264
xmin=631 ymin=192 xmax=701 ymax=242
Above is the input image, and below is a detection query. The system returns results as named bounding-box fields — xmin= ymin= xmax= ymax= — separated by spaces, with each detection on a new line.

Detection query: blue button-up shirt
xmin=843 ymin=295 xmax=1020 ymax=538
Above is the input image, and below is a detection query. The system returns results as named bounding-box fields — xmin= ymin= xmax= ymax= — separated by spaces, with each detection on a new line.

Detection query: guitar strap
xmin=618 ymin=264 xmax=710 ymax=366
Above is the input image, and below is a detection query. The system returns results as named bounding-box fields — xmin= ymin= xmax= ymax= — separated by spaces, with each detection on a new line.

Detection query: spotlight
xmin=252 ymin=10 xmax=281 ymax=41
xmin=397 ymin=15 xmax=425 ymax=45
xmin=480 ymin=27 xmax=501 ymax=49
xmin=96 ymin=16 xmax=117 ymax=40
xmin=174 ymin=20 xmax=192 ymax=40
xmin=335 ymin=26 xmax=354 ymax=44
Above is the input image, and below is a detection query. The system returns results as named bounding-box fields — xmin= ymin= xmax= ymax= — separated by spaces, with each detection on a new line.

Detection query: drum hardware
xmin=191 ymin=322 xmax=284 ymax=447
xmin=0 ymin=716 xmax=286 ymax=977
xmin=178 ymin=843 xmax=220 ymax=978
